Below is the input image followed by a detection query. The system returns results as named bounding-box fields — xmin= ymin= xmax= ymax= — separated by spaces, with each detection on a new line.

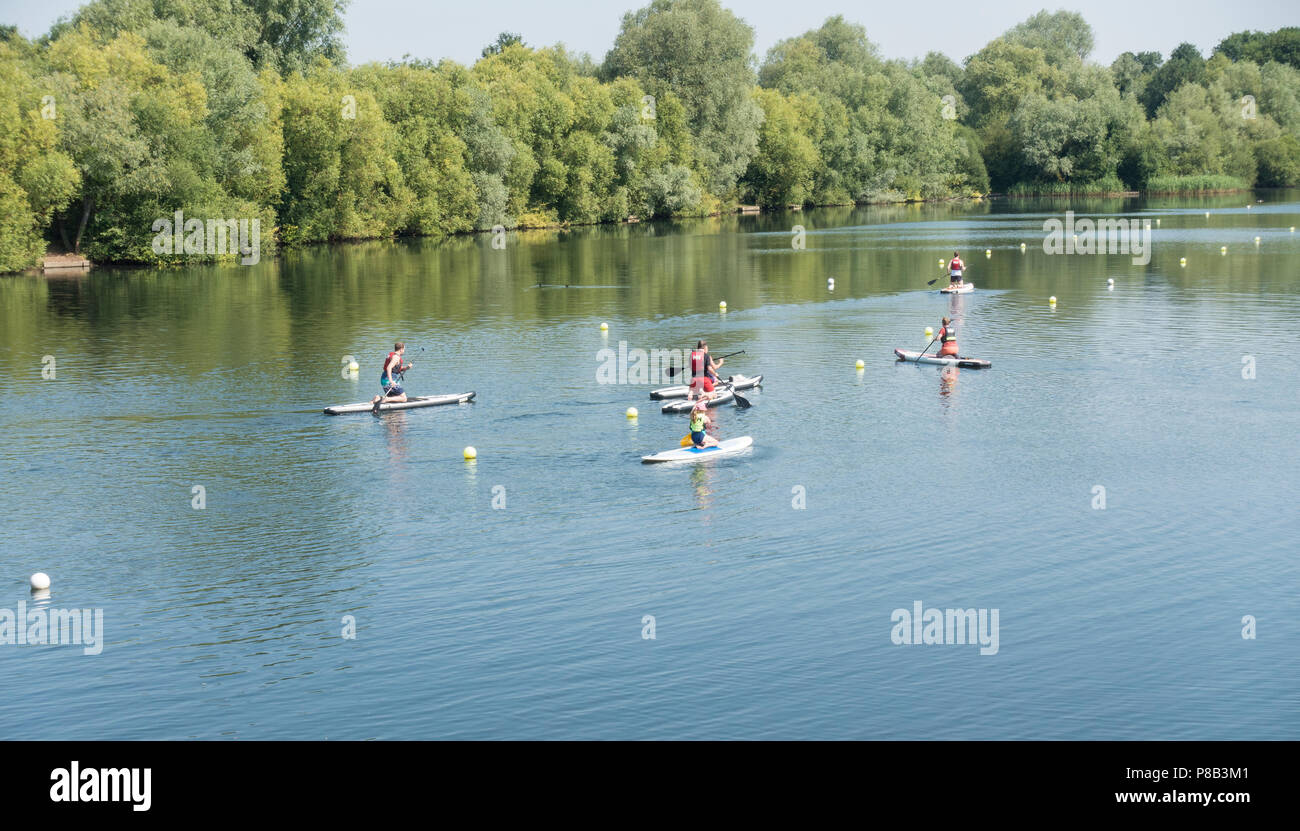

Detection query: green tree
xmin=1215 ymin=28 xmax=1300 ymax=69
xmin=602 ymin=0 xmax=763 ymax=197
xmin=0 ymin=40 xmax=80 ymax=270
xmin=1140 ymin=43 xmax=1205 ymax=117
xmin=482 ymin=32 xmax=524 ymax=58
xmin=743 ymin=88 xmax=819 ymax=206
xmin=46 ymin=0 xmax=349 ymax=74
xmin=1003 ymin=10 xmax=1094 ymax=65
xmin=278 ymin=65 xmax=412 ymax=242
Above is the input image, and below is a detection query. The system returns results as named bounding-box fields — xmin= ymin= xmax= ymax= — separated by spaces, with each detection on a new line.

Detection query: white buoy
xmin=827 ymin=278 xmax=834 ymax=290
xmin=1156 ymin=218 xmax=1161 ymax=226
xmin=855 ymin=359 xmax=864 ymax=370
xmin=30 ymin=572 xmax=50 ymax=590
xmin=1180 ymin=257 xmax=1187 ymax=267
xmin=626 ymin=407 xmax=638 ymax=419
xmin=1107 ymin=278 xmax=1114 ymax=285
xmin=1020 ymin=243 xmax=1026 ymax=252
xmin=985 ymin=249 xmax=991 ymax=257
xmin=463 ymin=446 xmax=477 ymax=460
xmin=1254 ymin=236 xmax=1261 ymax=245
xmin=600 ymin=322 xmax=608 ymax=331
xmin=1205 ymin=212 xmax=1210 ymax=218
xmin=347 ymin=360 xmax=359 ymax=372
xmin=1221 ymin=246 xmax=1228 ymax=255
xmin=719 ymin=300 xmax=727 ymax=311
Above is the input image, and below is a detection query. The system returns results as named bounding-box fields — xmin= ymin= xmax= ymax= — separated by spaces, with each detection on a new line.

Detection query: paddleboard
xmin=642 ymin=436 xmax=754 ymax=463
xmin=324 ymin=391 xmax=476 ymax=415
xmin=650 ymin=373 xmax=762 ymax=400
xmin=894 ymin=348 xmax=991 ymax=369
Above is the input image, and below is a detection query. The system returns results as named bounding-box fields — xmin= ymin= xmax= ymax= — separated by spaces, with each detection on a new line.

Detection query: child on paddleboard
xmin=689 ymin=395 xmax=719 ymax=448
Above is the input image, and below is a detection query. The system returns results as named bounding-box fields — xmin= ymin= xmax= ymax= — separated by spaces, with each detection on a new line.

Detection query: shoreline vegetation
xmin=1 ymin=1 xmax=1298 ymax=272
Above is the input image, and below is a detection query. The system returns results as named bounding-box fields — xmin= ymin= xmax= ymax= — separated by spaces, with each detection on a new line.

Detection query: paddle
xmin=732 ymin=388 xmax=752 ymax=408
xmin=915 ymin=336 xmax=939 ymax=361
xmin=666 ymin=350 xmax=745 ymax=378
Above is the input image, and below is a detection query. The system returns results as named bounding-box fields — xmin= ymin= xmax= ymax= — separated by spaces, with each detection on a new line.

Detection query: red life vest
xmin=949 ymin=257 xmax=964 ymax=273
xmin=381 ymin=351 xmax=402 ymax=379
xmin=689 ymin=349 xmax=706 ymax=377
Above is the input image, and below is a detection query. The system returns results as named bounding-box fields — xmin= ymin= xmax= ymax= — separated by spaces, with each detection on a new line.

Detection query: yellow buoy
xmin=1180 ymin=257 xmax=1187 ymax=267
xmin=719 ymin=300 xmax=727 ymax=311
xmin=600 ymin=322 xmax=608 ymax=331
xmin=1221 ymin=246 xmax=1227 ymax=255
xmin=985 ymin=249 xmax=991 ymax=257
xmin=855 ymin=359 xmax=864 ymax=370
xmin=924 ymin=327 xmax=934 ymax=338
xmin=1291 ymin=227 xmax=1296 ymax=233
xmin=1049 ymin=296 xmax=1057 ymax=305
xmin=1204 ymin=212 xmax=1210 ymax=218
xmin=939 ymin=259 xmax=945 ymax=267
xmin=626 ymin=407 xmax=638 ymax=419
xmin=463 ymin=446 xmax=477 ymax=460
xmin=1020 ymin=243 xmax=1026 ymax=252
xmin=1254 ymin=236 xmax=1261 ymax=245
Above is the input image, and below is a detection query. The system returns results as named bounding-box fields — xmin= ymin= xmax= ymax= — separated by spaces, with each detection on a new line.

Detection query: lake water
xmin=2 ymin=193 xmax=1297 ymax=739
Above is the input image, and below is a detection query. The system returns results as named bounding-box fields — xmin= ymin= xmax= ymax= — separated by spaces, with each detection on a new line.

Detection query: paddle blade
xmin=927 ymin=278 xmax=938 ymax=286
xmin=732 ymin=390 xmax=752 ymax=409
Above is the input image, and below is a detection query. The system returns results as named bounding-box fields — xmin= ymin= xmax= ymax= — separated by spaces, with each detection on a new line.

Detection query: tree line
xmin=1 ymin=0 xmax=1298 ymax=271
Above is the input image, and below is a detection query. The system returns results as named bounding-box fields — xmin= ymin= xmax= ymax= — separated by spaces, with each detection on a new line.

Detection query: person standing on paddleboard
xmin=948 ymin=251 xmax=965 ymax=289
xmin=689 ymin=394 xmax=719 ymax=448
xmin=687 ymin=340 xmax=725 ymax=400
xmin=371 ymin=342 xmax=413 ymax=413
xmin=937 ymin=317 xmax=959 ymax=358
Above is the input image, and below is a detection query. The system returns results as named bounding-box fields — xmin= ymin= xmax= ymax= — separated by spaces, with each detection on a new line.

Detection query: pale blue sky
xmin=2 ymin=0 xmax=1296 ymax=67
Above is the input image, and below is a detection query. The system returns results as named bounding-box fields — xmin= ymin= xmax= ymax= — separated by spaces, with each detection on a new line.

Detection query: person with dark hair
xmin=371 ymin=342 xmax=413 ymax=413
xmin=948 ymin=251 xmax=965 ymax=289
xmin=686 ymin=339 xmax=725 ymax=400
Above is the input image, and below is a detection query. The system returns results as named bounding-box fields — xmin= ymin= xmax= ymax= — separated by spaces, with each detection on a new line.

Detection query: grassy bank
xmin=1143 ymin=174 xmax=1252 ymax=194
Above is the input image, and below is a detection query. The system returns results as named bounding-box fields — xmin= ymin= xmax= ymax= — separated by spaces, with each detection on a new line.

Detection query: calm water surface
xmin=2 ymin=193 xmax=1298 ymax=739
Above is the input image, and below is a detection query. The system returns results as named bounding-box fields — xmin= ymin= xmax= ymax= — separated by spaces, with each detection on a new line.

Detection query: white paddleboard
xmin=642 ymin=436 xmax=754 ymax=463
xmin=324 ymin=392 xmax=476 ymax=415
